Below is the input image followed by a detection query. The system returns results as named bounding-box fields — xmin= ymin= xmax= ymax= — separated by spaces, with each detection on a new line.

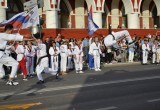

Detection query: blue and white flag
xmin=88 ymin=6 xmax=99 ymax=35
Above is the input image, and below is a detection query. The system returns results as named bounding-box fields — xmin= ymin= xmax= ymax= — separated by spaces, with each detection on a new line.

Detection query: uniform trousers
xmin=26 ymin=56 xmax=34 ymax=75
xmin=128 ymin=51 xmax=134 ymax=62
xmin=74 ymin=55 xmax=83 ymax=71
xmin=142 ymin=51 xmax=148 ymax=64
xmin=50 ymin=56 xmax=59 ymax=71
xmin=60 ymin=53 xmax=67 ymax=72
xmin=93 ymin=55 xmax=100 ymax=69
xmin=152 ymin=53 xmax=156 ymax=63
xmin=157 ymin=53 xmax=160 ymax=63
xmin=36 ymin=57 xmax=57 ymax=81
xmin=0 ymin=54 xmax=18 ymax=78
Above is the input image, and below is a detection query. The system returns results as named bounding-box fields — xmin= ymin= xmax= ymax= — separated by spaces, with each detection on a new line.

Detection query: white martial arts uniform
xmin=73 ymin=45 xmax=83 ymax=73
xmin=36 ymin=43 xmax=57 ymax=81
xmin=152 ymin=44 xmax=158 ymax=63
xmin=128 ymin=43 xmax=135 ymax=62
xmin=156 ymin=47 xmax=160 ymax=63
xmin=142 ymin=43 xmax=150 ymax=64
xmin=89 ymin=42 xmax=102 ymax=71
xmin=67 ymin=49 xmax=74 ymax=70
xmin=25 ymin=45 xmax=36 ymax=75
xmin=60 ymin=44 xmax=68 ymax=72
xmin=49 ymin=46 xmax=60 ymax=71
xmin=104 ymin=30 xmax=133 ymax=47
xmin=0 ymin=33 xmax=23 ymax=79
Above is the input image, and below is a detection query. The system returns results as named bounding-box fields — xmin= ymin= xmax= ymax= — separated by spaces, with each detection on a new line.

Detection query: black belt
xmin=0 ymin=49 xmax=5 ymax=51
xmin=110 ymin=33 xmax=115 ymax=40
xmin=36 ymin=55 xmax=48 ymax=66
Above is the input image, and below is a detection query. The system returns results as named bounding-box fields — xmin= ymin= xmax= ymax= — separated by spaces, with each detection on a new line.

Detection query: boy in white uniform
xmin=89 ymin=37 xmax=102 ymax=71
xmin=142 ymin=40 xmax=150 ymax=64
xmin=34 ymin=33 xmax=59 ymax=84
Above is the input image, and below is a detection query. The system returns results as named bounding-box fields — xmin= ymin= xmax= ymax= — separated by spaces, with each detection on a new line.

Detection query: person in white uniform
xmin=49 ymin=42 xmax=60 ymax=72
xmin=0 ymin=24 xmax=23 ymax=85
xmin=25 ymin=41 xmax=36 ymax=77
xmin=34 ymin=33 xmax=59 ymax=84
xmin=142 ymin=39 xmax=150 ymax=64
xmin=89 ymin=37 xmax=102 ymax=71
xmin=60 ymin=41 xmax=68 ymax=75
xmin=152 ymin=40 xmax=158 ymax=64
xmin=73 ymin=41 xmax=84 ymax=73
xmin=104 ymin=30 xmax=133 ymax=47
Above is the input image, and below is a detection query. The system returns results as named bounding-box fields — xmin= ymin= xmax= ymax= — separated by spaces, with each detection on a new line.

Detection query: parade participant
xmin=152 ymin=40 xmax=158 ymax=64
xmin=88 ymin=37 xmax=95 ymax=69
xmin=73 ymin=41 xmax=84 ymax=73
xmin=67 ymin=44 xmax=74 ymax=70
xmin=89 ymin=37 xmax=102 ymax=71
xmin=142 ymin=39 xmax=150 ymax=64
xmin=60 ymin=41 xmax=68 ymax=75
xmin=156 ymin=44 xmax=160 ymax=65
xmin=15 ymin=41 xmax=28 ymax=81
xmin=34 ymin=33 xmax=59 ymax=84
xmin=25 ymin=41 xmax=36 ymax=77
xmin=128 ymin=42 xmax=135 ymax=63
xmin=0 ymin=24 xmax=23 ymax=85
xmin=49 ymin=42 xmax=60 ymax=72
xmin=104 ymin=30 xmax=133 ymax=47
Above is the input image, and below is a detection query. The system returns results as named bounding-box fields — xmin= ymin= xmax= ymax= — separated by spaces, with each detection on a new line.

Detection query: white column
xmin=127 ymin=13 xmax=140 ymax=29
xmin=0 ymin=8 xmax=6 ymax=23
xmin=93 ymin=12 xmax=102 ymax=28
xmin=46 ymin=10 xmax=58 ymax=28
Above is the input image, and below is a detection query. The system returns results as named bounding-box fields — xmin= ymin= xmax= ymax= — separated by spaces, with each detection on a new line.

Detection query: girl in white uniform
xmin=25 ymin=41 xmax=36 ymax=77
xmin=73 ymin=41 xmax=84 ymax=73
xmin=67 ymin=44 xmax=74 ymax=70
xmin=60 ymin=41 xmax=68 ymax=75
xmin=49 ymin=42 xmax=60 ymax=72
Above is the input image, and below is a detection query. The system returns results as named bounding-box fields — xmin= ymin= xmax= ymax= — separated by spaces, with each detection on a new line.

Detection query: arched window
xmin=60 ymin=0 xmax=70 ymax=28
xmin=152 ymin=6 xmax=159 ymax=28
xmin=121 ymin=6 xmax=127 ymax=28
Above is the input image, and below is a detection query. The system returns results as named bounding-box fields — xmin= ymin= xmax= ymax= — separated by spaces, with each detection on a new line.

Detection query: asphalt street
xmin=0 ymin=63 xmax=160 ymax=110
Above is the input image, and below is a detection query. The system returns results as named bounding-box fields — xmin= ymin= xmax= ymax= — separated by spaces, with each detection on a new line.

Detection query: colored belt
xmin=0 ymin=49 xmax=5 ymax=51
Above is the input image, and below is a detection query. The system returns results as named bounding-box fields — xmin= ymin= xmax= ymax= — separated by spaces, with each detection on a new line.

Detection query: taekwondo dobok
xmin=104 ymin=30 xmax=133 ymax=47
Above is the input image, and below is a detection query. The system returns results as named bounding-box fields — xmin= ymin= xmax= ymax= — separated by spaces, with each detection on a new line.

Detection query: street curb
xmin=103 ymin=62 xmax=141 ymax=67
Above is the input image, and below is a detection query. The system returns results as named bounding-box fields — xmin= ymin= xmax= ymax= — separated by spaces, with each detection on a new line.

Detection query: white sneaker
xmin=76 ymin=71 xmax=79 ymax=73
xmin=95 ymin=69 xmax=98 ymax=71
xmin=6 ymin=81 xmax=19 ymax=86
xmin=23 ymin=78 xmax=28 ymax=81
xmin=98 ymin=69 xmax=101 ymax=71
xmin=79 ymin=71 xmax=84 ymax=73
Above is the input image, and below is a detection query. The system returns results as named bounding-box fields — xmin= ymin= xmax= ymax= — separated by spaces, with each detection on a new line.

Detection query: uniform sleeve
xmin=0 ymin=33 xmax=23 ymax=41
xmin=49 ymin=47 xmax=53 ymax=55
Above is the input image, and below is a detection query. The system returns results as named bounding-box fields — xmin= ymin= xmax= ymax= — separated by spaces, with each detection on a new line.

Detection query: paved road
xmin=0 ymin=63 xmax=160 ymax=110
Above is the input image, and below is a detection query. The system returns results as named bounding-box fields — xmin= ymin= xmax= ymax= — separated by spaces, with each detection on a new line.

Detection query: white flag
xmin=21 ymin=6 xmax=39 ymax=29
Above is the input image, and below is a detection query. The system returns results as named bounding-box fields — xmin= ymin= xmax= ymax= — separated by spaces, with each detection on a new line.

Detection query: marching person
xmin=60 ymin=41 xmax=68 ymax=75
xmin=15 ymin=41 xmax=28 ymax=81
xmin=128 ymin=42 xmax=136 ymax=63
xmin=104 ymin=30 xmax=133 ymax=47
xmin=152 ymin=40 xmax=158 ymax=64
xmin=34 ymin=33 xmax=59 ymax=84
xmin=25 ymin=41 xmax=36 ymax=77
xmin=156 ymin=44 xmax=160 ymax=65
xmin=0 ymin=24 xmax=24 ymax=85
xmin=89 ymin=37 xmax=102 ymax=71
xmin=142 ymin=39 xmax=150 ymax=64
xmin=73 ymin=41 xmax=84 ymax=73
xmin=67 ymin=44 xmax=74 ymax=70
xmin=49 ymin=41 xmax=60 ymax=72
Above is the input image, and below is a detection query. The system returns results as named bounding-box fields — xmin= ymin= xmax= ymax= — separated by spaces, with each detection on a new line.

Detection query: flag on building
xmin=0 ymin=6 xmax=39 ymax=29
xmin=88 ymin=6 xmax=99 ymax=35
